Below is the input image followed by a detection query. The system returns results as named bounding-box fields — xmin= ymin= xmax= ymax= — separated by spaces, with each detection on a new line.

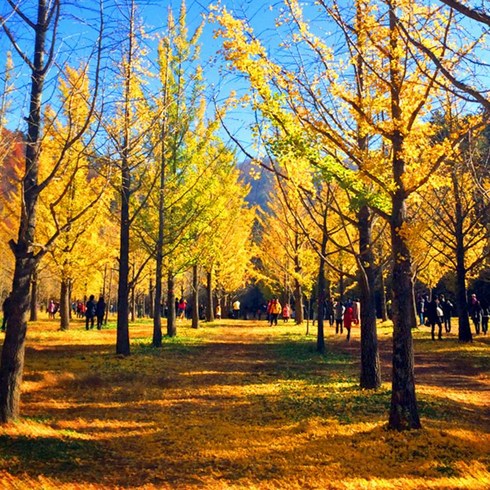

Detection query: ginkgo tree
xmin=212 ymin=0 xmax=478 ymax=430
xmin=186 ymin=143 xmax=253 ymax=326
xmin=417 ymin=121 xmax=490 ymax=341
xmin=35 ymin=66 xmax=110 ymax=330
xmin=142 ymin=1 xmax=212 ymax=342
xmin=0 ymin=0 xmax=103 ymax=422
xmin=253 ymin=155 xmax=320 ymax=327
xmin=100 ymin=0 xmax=157 ymax=355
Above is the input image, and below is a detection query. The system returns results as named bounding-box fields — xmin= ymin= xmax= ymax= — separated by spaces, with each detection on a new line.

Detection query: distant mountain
xmin=238 ymin=158 xmax=274 ymax=212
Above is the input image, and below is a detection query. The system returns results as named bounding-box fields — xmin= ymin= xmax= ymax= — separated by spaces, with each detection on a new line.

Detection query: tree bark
xmin=115 ymin=0 xmax=136 ymax=357
xmin=358 ymin=205 xmax=381 ymax=389
xmin=379 ymin=263 xmax=388 ymax=322
xmin=130 ymin=282 xmax=136 ymax=322
xmin=206 ymin=270 xmax=214 ymax=322
xmin=455 ymin=254 xmax=472 ymax=341
xmin=453 ymin=172 xmax=473 ymax=341
xmin=152 ymin=256 xmax=163 ymax=347
xmin=294 ymin=277 xmax=303 ymax=324
xmin=167 ymin=272 xmax=176 ymax=337
xmin=387 ymin=4 xmax=420 ymax=430
xmin=0 ymin=256 xmax=34 ymax=422
xmin=149 ymin=276 xmax=154 ymax=319
xmin=191 ymin=264 xmax=199 ymax=329
xmin=388 ymin=191 xmax=421 ymax=430
xmin=316 ymin=205 xmax=329 ymax=354
xmin=29 ymin=268 xmax=38 ymax=322
xmin=59 ymin=278 xmax=70 ymax=330
xmin=316 ymin=257 xmax=326 ymax=354
xmin=116 ymin=163 xmax=131 ymax=355
xmin=0 ymin=0 xmax=56 ymax=423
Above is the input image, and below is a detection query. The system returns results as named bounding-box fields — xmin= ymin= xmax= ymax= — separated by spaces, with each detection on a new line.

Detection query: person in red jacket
xmin=282 ymin=303 xmax=290 ymax=323
xmin=344 ymin=305 xmax=354 ymax=341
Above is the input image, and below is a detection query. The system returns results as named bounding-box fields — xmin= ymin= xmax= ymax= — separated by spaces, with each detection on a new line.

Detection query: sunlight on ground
xmin=0 ymin=318 xmax=488 ymax=489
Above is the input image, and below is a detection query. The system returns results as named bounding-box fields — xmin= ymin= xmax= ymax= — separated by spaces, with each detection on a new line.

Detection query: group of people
xmin=417 ymin=294 xmax=453 ymax=340
xmin=331 ymin=298 xmax=360 ymax=341
xmin=2 ymin=288 xmax=489 ymax=339
xmin=417 ymin=292 xmax=488 ymax=339
xmin=84 ymin=295 xmax=106 ymax=330
xmin=264 ymin=298 xmax=292 ymax=326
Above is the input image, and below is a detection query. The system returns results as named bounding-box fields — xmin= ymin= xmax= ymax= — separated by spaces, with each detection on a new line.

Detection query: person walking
xmin=426 ymin=296 xmax=444 ymax=340
xmin=96 ymin=296 xmax=106 ymax=330
xmin=480 ymin=298 xmax=489 ymax=335
xmin=2 ymin=292 xmax=12 ymax=332
xmin=439 ymin=294 xmax=453 ymax=333
xmin=48 ymin=299 xmax=56 ymax=319
xmin=177 ymin=298 xmax=186 ymax=320
xmin=334 ymin=299 xmax=344 ymax=334
xmin=282 ymin=303 xmax=290 ymax=323
xmin=468 ymin=293 xmax=482 ymax=335
xmin=215 ymin=304 xmax=222 ymax=320
xmin=269 ymin=298 xmax=281 ymax=326
xmin=416 ymin=296 xmax=425 ymax=326
xmin=85 ymin=295 xmax=97 ymax=330
xmin=232 ymin=299 xmax=241 ymax=319
xmin=325 ymin=298 xmax=334 ymax=326
xmin=344 ymin=304 xmax=354 ymax=341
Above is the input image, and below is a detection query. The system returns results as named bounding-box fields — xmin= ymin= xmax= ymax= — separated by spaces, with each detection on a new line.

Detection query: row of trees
xmin=0 ymin=0 xmax=489 ymax=431
xmin=0 ymin=1 xmax=255 ymax=423
xmin=211 ymin=0 xmax=490 ymax=430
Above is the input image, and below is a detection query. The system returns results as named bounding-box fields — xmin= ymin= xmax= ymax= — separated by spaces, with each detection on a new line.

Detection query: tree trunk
xmin=316 ymin=207 xmax=329 ymax=354
xmin=316 ymin=257 xmax=326 ymax=354
xmin=387 ymin=5 xmax=420 ymax=430
xmin=453 ymin=172 xmax=472 ymax=342
xmin=105 ymin=268 xmax=113 ymax=325
xmin=294 ymin=277 xmax=303 ymax=324
xmin=206 ymin=270 xmax=214 ymax=322
xmin=0 ymin=256 xmax=34 ymax=422
xmin=410 ymin=282 xmax=418 ymax=329
xmin=115 ymin=0 xmax=140 ymax=356
xmin=191 ymin=264 xmax=199 ymax=329
xmin=152 ymin=257 xmax=163 ymax=347
xmin=0 ymin=0 xmax=54 ymax=423
xmin=59 ymin=278 xmax=70 ymax=330
xmin=149 ymin=276 xmax=154 ymax=318
xmin=167 ymin=272 xmax=176 ymax=337
xmin=116 ymin=170 xmax=131 ymax=355
xmin=153 ymin=66 xmax=169 ymax=345
xmin=455 ymin=256 xmax=471 ymax=342
xmin=388 ymin=194 xmax=420 ymax=429
xmin=130 ymin=284 xmax=136 ymax=322
xmin=358 ymin=205 xmax=381 ymax=389
xmin=29 ymin=268 xmax=38 ymax=321
xmin=379 ymin=263 xmax=388 ymax=322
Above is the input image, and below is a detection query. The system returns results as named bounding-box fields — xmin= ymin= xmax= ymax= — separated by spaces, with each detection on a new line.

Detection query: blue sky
xmin=1 ymin=1 xmax=489 ymax=160
xmin=0 ymin=0 xmax=279 ymax=158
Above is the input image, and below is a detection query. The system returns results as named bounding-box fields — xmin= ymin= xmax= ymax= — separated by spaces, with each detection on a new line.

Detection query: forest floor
xmin=0 ymin=318 xmax=488 ymax=489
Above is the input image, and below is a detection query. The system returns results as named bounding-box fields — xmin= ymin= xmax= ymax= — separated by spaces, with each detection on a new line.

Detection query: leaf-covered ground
xmin=0 ymin=319 xmax=488 ymax=489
